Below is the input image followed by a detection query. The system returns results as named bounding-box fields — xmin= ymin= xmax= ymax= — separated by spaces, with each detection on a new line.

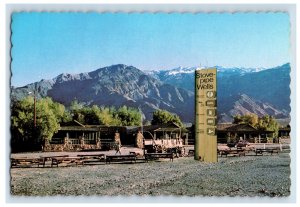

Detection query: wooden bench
xmin=51 ymin=156 xmax=83 ymax=167
xmin=219 ymin=148 xmax=246 ymax=157
xmin=145 ymin=153 xmax=174 ymax=162
xmin=105 ymin=154 xmax=137 ymax=164
xmin=77 ymin=154 xmax=105 ymax=165
xmin=218 ymin=149 xmax=230 ymax=157
xmin=37 ymin=157 xmax=47 ymax=167
xmin=11 ymin=157 xmax=39 ymax=167
xmin=38 ymin=155 xmax=69 ymax=167
xmin=255 ymin=148 xmax=279 ymax=156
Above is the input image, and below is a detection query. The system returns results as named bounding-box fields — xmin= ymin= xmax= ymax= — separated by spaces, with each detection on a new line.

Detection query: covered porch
xmin=217 ymin=124 xmax=275 ymax=143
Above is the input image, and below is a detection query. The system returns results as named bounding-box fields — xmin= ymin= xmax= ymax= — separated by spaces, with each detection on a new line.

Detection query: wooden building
xmin=142 ymin=122 xmax=189 ymax=143
xmin=46 ymin=122 xmax=187 ymax=152
xmin=278 ymin=125 xmax=290 ymax=138
xmin=187 ymin=123 xmax=276 ymax=144
xmin=217 ymin=123 xmax=275 ymax=143
xmin=46 ymin=121 xmax=129 ymax=151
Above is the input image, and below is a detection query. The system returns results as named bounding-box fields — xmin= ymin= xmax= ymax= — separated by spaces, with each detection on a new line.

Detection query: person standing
xmin=115 ymin=141 xmax=121 ymax=155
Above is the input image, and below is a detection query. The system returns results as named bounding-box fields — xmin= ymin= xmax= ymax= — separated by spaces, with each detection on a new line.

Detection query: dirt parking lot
xmin=10 ymin=147 xmax=291 ymax=197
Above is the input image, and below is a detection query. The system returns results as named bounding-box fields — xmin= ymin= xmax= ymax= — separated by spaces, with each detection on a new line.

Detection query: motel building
xmin=45 ymin=121 xmax=186 ymax=152
xmin=216 ymin=123 xmax=276 ymax=144
xmin=186 ymin=123 xmax=277 ymax=146
xmin=43 ymin=120 xmax=279 ymax=152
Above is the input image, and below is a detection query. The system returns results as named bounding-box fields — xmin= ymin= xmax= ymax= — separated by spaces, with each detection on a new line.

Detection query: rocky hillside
xmin=218 ymin=94 xmax=289 ymax=123
xmin=149 ymin=63 xmax=291 ymax=123
xmin=11 ymin=63 xmax=291 ymax=123
xmin=11 ymin=64 xmax=194 ymax=122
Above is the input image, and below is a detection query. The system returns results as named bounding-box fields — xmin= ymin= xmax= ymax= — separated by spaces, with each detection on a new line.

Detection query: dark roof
xmin=143 ymin=122 xmax=182 ymax=132
xmin=59 ymin=126 xmax=99 ymax=131
xmin=217 ymin=123 xmax=274 ymax=133
xmin=59 ymin=125 xmax=126 ymax=132
xmin=278 ymin=126 xmax=291 ymax=132
xmin=217 ymin=123 xmax=236 ymax=130
xmin=224 ymin=124 xmax=258 ymax=132
xmin=154 ymin=127 xmax=181 ymax=132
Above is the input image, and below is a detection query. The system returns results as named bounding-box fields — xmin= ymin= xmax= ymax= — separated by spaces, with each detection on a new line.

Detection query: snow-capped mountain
xmin=147 ymin=65 xmax=268 ymax=81
xmin=11 ymin=63 xmax=290 ymax=123
xmin=147 ymin=63 xmax=291 ymax=123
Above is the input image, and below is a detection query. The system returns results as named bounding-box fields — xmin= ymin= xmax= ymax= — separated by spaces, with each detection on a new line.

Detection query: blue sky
xmin=11 ymin=12 xmax=290 ymax=87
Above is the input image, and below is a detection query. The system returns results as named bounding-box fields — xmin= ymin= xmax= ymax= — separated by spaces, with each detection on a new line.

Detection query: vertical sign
xmin=195 ymin=68 xmax=217 ymax=162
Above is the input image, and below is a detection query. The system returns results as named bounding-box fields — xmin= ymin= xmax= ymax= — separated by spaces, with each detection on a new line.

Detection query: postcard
xmin=9 ymin=7 xmax=294 ymax=201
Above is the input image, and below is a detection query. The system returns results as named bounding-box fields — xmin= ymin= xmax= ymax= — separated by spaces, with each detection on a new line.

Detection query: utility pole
xmin=139 ymin=108 xmax=145 ymax=155
xmin=34 ymin=90 xmax=36 ymax=128
xmin=28 ymin=90 xmax=37 ymax=128
xmin=29 ymin=89 xmax=37 ymax=148
xmin=138 ymin=107 xmax=144 ymax=135
xmin=141 ymin=112 xmax=143 ymax=135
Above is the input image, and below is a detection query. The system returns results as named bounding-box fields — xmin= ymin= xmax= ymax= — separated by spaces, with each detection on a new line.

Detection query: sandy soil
xmin=10 ymin=147 xmax=290 ymax=197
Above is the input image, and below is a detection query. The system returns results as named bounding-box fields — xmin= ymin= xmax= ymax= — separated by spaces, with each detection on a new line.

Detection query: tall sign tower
xmin=195 ymin=68 xmax=218 ymax=162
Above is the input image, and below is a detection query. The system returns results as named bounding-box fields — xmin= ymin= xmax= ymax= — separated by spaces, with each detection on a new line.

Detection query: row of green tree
xmin=69 ymin=101 xmax=183 ymax=127
xmin=233 ymin=113 xmax=279 ymax=136
xmin=11 ymin=97 xmax=183 ymax=144
xmin=70 ymin=100 xmax=142 ymax=126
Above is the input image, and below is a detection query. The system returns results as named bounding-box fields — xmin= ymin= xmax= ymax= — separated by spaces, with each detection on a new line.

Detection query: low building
xmin=217 ymin=123 xmax=275 ymax=143
xmin=46 ymin=122 xmax=277 ymax=152
xmin=45 ymin=121 xmax=128 ymax=152
xmin=187 ymin=123 xmax=276 ymax=144
xmin=46 ymin=122 xmax=188 ymax=152
xmin=278 ymin=125 xmax=290 ymax=138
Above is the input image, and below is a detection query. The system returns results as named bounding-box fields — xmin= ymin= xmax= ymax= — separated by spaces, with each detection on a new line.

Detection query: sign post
xmin=195 ymin=68 xmax=217 ymax=162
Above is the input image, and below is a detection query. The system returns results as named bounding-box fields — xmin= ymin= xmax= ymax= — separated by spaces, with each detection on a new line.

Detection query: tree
xmin=70 ymin=99 xmax=84 ymax=112
xmin=115 ymin=106 xmax=141 ymax=126
xmin=11 ymin=97 xmax=68 ymax=148
xmin=11 ymin=97 xmax=35 ymax=143
xmin=233 ymin=113 xmax=258 ymax=126
xmin=36 ymin=98 xmax=65 ymax=141
xmin=256 ymin=115 xmax=279 ymax=137
xmin=69 ymin=100 xmax=85 ymax=123
xmin=232 ymin=114 xmax=279 ymax=137
xmin=81 ymin=106 xmax=101 ymax=125
xmin=68 ymin=105 xmax=141 ymax=126
xmin=151 ymin=109 xmax=183 ymax=127
xmin=99 ymin=107 xmax=121 ymax=126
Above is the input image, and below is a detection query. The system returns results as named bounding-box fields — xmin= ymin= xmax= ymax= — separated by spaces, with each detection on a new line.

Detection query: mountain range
xmin=11 ymin=63 xmax=291 ymax=123
xmin=148 ymin=63 xmax=290 ymax=123
xmin=11 ymin=64 xmax=194 ymax=122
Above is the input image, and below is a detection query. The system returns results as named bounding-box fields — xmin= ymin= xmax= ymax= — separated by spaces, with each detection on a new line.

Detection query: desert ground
xmin=10 ymin=143 xmax=291 ymax=197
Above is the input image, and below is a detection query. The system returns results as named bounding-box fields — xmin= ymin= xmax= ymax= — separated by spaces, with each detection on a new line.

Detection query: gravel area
xmin=10 ymin=149 xmax=290 ymax=197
